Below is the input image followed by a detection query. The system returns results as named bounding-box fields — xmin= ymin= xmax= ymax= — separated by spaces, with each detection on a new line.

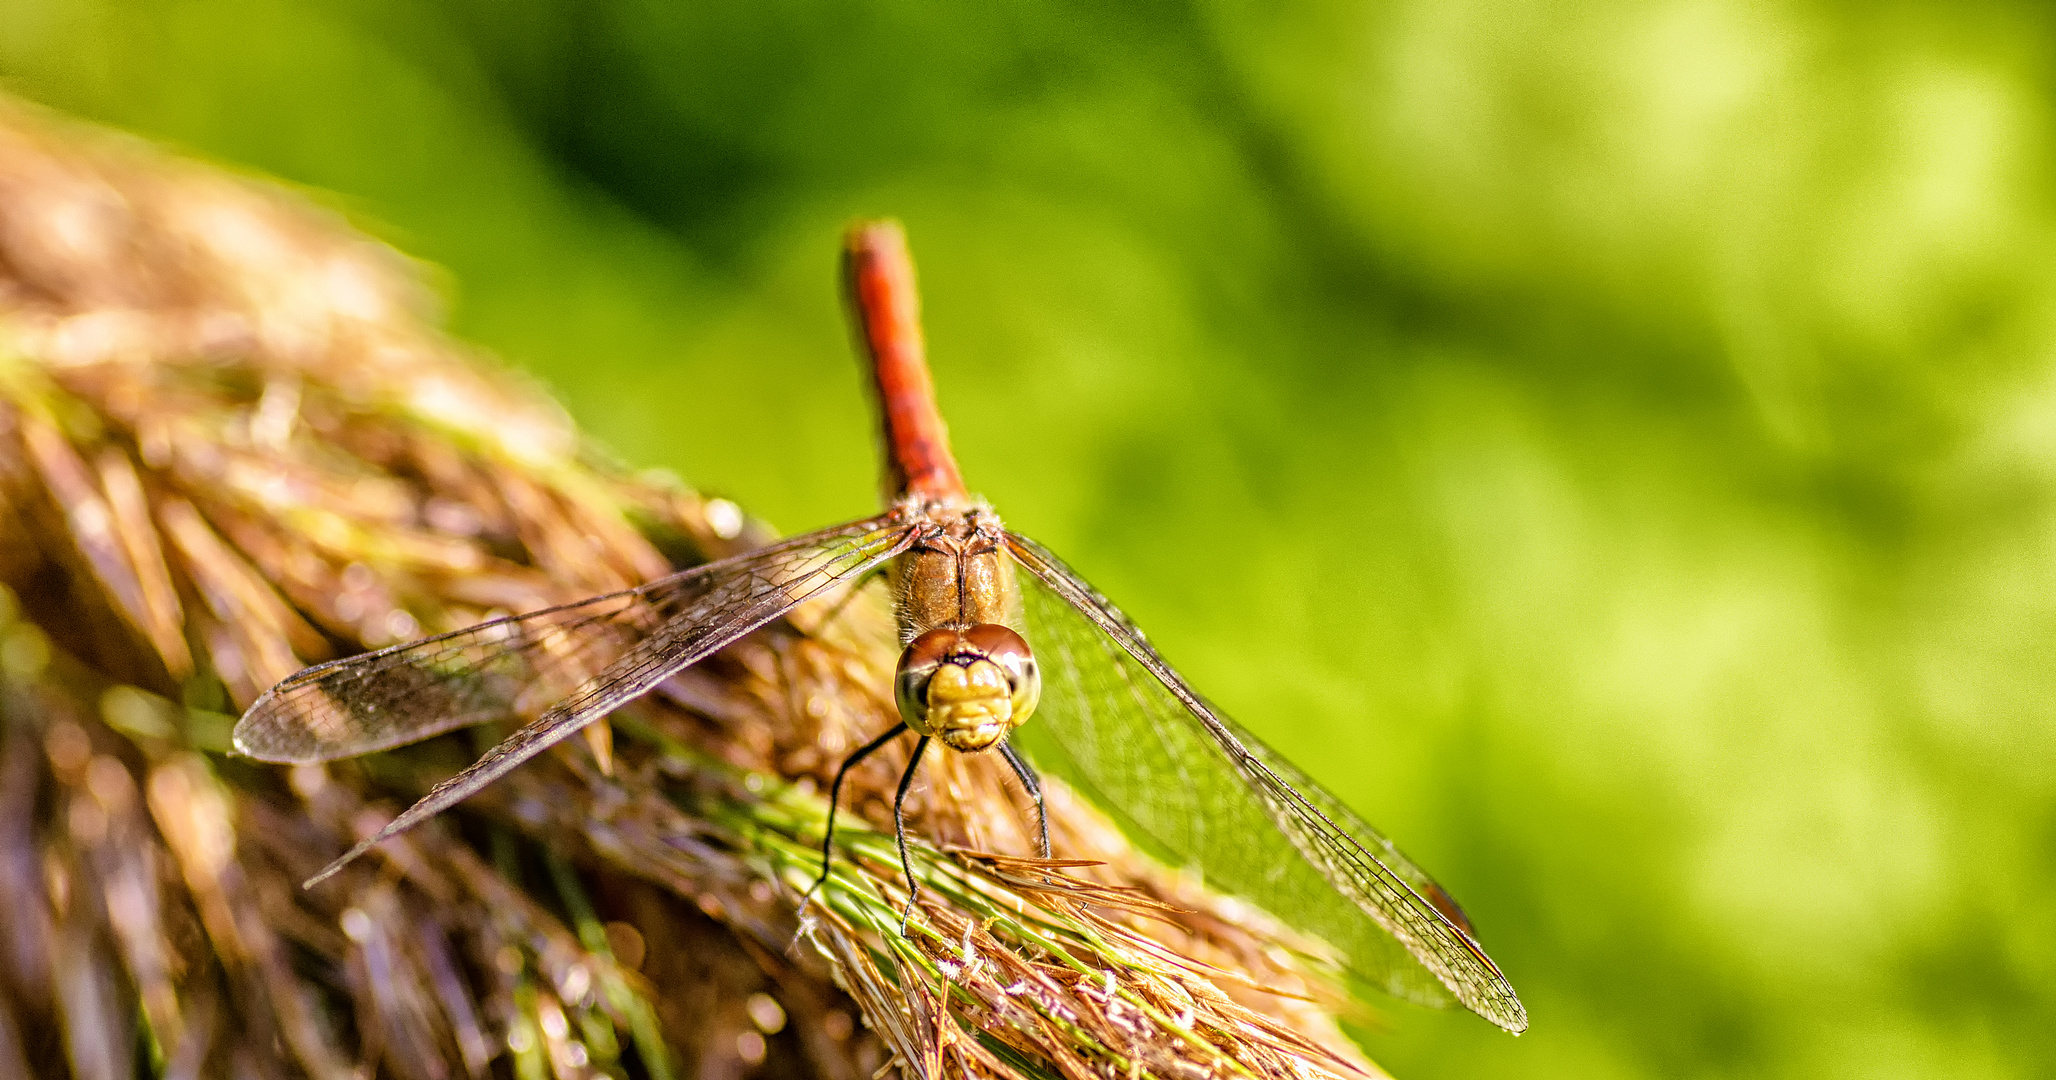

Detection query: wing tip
xmin=300 ymin=856 xmax=348 ymax=890
xmin=1456 ymin=973 xmax=1528 ymax=1034
xmin=229 ymin=710 xmax=324 ymax=764
xmin=300 ymin=825 xmax=393 ymax=889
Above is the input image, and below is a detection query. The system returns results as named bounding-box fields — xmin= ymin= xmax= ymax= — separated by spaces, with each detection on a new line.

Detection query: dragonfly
xmin=234 ymin=221 xmax=1527 ymax=1034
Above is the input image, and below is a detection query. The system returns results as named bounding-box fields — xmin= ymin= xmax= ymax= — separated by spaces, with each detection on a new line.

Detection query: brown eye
xmin=963 ymin=624 xmax=1040 ymax=723
xmin=893 ymin=661 xmax=930 ymax=730
xmin=895 ymin=628 xmax=959 ymax=732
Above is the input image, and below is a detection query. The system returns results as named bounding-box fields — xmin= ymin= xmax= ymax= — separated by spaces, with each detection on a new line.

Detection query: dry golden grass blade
xmin=93 ymin=446 xmax=193 ymax=679
xmin=0 ymin=92 xmax=1388 ymax=1080
xmin=17 ymin=412 xmax=166 ymax=661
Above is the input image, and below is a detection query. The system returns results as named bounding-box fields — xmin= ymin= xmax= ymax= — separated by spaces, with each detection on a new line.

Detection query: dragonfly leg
xmin=799 ymin=722 xmax=907 ymax=917
xmin=894 ymin=735 xmax=932 ymax=934
xmin=998 ymin=741 xmax=1050 ymax=859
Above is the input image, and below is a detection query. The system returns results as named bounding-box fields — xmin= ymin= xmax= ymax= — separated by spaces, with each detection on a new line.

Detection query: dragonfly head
xmin=894 ymin=624 xmax=1040 ymax=752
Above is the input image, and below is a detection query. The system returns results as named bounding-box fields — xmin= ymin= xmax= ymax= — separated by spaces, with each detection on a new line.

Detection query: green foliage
xmin=5 ymin=1 xmax=2051 ymax=1075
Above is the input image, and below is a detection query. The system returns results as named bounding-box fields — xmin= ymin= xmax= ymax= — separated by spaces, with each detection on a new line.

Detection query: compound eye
xmin=894 ymin=628 xmax=960 ymax=732
xmin=963 ymin=624 xmax=1040 ymax=723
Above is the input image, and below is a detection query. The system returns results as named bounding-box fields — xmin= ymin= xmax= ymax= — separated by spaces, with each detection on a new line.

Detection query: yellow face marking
xmin=924 ymin=659 xmax=1013 ymax=751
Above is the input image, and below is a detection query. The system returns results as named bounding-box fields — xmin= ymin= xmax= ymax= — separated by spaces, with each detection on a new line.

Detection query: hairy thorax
xmin=890 ymin=502 xmax=1018 ymax=639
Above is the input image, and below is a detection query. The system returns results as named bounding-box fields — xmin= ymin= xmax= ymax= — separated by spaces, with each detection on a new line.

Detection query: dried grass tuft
xmin=0 ymin=94 xmax=1385 ymax=1080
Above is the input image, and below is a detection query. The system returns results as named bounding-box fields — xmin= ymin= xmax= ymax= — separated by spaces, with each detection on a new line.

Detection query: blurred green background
xmin=5 ymin=0 xmax=2052 ymax=1076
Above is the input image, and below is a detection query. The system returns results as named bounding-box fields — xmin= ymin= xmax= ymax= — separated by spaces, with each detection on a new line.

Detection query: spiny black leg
xmin=998 ymin=741 xmax=1050 ymax=859
xmin=799 ymin=722 xmax=907 ymax=917
xmin=893 ymin=735 xmax=931 ymax=933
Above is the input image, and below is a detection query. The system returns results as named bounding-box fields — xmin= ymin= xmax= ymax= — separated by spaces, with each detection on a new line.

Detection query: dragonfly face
xmin=894 ymin=622 xmax=1040 ymax=751
xmin=888 ymin=504 xmax=1041 ymax=752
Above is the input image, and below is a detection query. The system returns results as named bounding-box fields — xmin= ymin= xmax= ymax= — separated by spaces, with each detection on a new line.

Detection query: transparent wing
xmin=1004 ymin=532 xmax=1527 ymax=1033
xmin=235 ymin=513 xmax=918 ymax=885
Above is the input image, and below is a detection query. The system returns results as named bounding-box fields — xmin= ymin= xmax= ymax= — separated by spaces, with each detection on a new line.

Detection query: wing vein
xmin=231 ymin=514 xmax=919 ymax=886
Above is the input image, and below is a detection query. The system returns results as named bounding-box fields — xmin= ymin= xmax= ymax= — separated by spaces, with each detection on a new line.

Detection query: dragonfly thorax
xmin=895 ymin=625 xmax=1041 ymax=751
xmin=890 ymin=505 xmax=1016 ymax=636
